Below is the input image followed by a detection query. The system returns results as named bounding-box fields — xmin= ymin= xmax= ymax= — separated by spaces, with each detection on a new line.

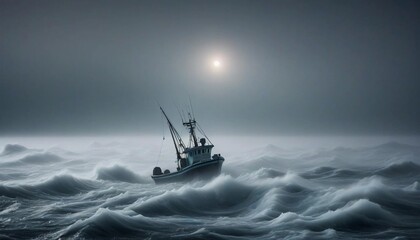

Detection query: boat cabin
xmin=184 ymin=144 xmax=214 ymax=165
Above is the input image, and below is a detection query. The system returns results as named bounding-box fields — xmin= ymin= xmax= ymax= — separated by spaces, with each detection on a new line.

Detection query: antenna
xmin=181 ymin=109 xmax=187 ymax=122
xmin=176 ymin=105 xmax=185 ymax=122
xmin=189 ymin=96 xmax=195 ymax=120
xmin=184 ymin=103 xmax=190 ymax=117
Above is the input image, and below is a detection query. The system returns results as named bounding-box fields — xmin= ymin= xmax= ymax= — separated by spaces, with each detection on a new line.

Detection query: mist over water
xmin=0 ymin=136 xmax=419 ymax=239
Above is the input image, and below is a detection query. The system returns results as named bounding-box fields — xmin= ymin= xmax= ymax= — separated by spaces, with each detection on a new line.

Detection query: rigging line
xmin=161 ymin=110 xmax=165 ymax=140
xmin=155 ymin=111 xmax=166 ymax=166
xmin=171 ymin=101 xmax=182 ymax=122
xmin=197 ymin=123 xmax=213 ymax=145
xmin=184 ymin=103 xmax=189 ymax=118
xmin=181 ymin=109 xmax=187 ymax=123
xmin=176 ymin=105 xmax=184 ymax=123
xmin=160 ymin=106 xmax=186 ymax=159
xmin=185 ymin=102 xmax=193 ymax=120
xmin=189 ymin=96 xmax=195 ymax=120
xmin=156 ymin=135 xmax=164 ymax=166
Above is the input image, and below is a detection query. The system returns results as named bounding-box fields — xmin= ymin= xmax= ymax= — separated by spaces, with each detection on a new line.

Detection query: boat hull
xmin=151 ymin=158 xmax=224 ymax=184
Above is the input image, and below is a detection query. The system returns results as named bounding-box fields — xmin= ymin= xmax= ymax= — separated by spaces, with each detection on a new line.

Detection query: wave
xmin=0 ymin=234 xmax=15 ymax=240
xmin=59 ymin=192 xmax=401 ymax=239
xmin=237 ymin=168 xmax=285 ymax=181
xmin=59 ymin=207 xmax=276 ymax=239
xmin=19 ymin=153 xmax=63 ymax=164
xmin=314 ymin=176 xmax=420 ymax=217
xmin=99 ymin=192 xmax=143 ymax=209
xmin=229 ymin=156 xmax=288 ymax=173
xmin=37 ymin=174 xmax=97 ymax=195
xmin=404 ymin=181 xmax=419 ymax=191
xmin=1 ymin=144 xmax=28 ymax=155
xmin=131 ymin=172 xmax=314 ymax=219
xmin=301 ymin=161 xmax=420 ymax=180
xmin=271 ymin=199 xmax=395 ymax=231
xmin=1 ymin=153 xmax=63 ymax=167
xmin=131 ymin=175 xmax=256 ymax=217
xmin=0 ymin=174 xmax=97 ymax=199
xmin=226 ymin=141 xmax=420 ymax=174
xmin=0 ymin=172 xmax=26 ymax=181
xmin=372 ymin=142 xmax=420 ymax=151
xmin=301 ymin=166 xmax=363 ymax=179
xmin=96 ymin=165 xmax=148 ymax=183
xmin=375 ymin=161 xmax=420 ymax=177
xmin=58 ymin=208 xmax=175 ymax=239
xmin=0 ymin=202 xmax=20 ymax=215
xmin=311 ymin=199 xmax=395 ymax=230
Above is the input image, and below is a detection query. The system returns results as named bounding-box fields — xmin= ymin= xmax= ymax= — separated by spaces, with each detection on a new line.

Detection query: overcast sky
xmin=1 ymin=0 xmax=419 ymax=135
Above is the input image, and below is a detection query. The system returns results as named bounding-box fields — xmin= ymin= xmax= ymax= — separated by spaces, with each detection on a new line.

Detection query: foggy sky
xmin=1 ymin=0 xmax=419 ymax=135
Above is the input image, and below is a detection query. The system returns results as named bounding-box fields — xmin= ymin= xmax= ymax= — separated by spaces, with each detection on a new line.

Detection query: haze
xmin=1 ymin=0 xmax=419 ymax=135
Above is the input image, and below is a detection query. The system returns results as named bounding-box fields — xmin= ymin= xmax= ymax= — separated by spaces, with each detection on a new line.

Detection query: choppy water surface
xmin=0 ymin=136 xmax=420 ymax=239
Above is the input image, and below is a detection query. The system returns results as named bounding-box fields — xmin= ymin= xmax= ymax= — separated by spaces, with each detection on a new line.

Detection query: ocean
xmin=0 ymin=136 xmax=419 ymax=239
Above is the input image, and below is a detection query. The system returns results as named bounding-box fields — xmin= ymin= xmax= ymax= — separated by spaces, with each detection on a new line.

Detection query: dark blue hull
xmin=151 ymin=158 xmax=224 ymax=184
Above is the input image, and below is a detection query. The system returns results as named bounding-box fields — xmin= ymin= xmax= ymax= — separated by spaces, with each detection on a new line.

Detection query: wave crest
xmin=272 ymin=199 xmax=395 ymax=231
xmin=376 ymin=161 xmax=420 ymax=177
xmin=59 ymin=208 xmax=171 ymax=238
xmin=96 ymin=165 xmax=148 ymax=183
xmin=19 ymin=153 xmax=62 ymax=164
xmin=0 ymin=174 xmax=97 ymax=199
xmin=1 ymin=144 xmax=28 ymax=155
xmin=131 ymin=175 xmax=255 ymax=217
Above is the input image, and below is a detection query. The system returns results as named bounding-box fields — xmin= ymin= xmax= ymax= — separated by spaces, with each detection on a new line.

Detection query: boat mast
xmin=183 ymin=99 xmax=199 ymax=147
xmin=160 ymin=107 xmax=185 ymax=161
xmin=183 ymin=113 xmax=198 ymax=147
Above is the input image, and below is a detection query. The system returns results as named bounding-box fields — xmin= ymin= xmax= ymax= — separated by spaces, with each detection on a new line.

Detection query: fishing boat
xmin=151 ymin=107 xmax=224 ymax=184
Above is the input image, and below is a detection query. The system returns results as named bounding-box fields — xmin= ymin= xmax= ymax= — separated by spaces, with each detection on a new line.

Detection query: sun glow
xmin=206 ymin=53 xmax=227 ymax=75
xmin=213 ymin=60 xmax=221 ymax=67
xmin=211 ymin=59 xmax=223 ymax=72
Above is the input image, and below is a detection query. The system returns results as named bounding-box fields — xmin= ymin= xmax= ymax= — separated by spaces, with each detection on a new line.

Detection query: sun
xmin=213 ymin=60 xmax=221 ymax=67
xmin=211 ymin=59 xmax=223 ymax=72
xmin=207 ymin=55 xmax=225 ymax=74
